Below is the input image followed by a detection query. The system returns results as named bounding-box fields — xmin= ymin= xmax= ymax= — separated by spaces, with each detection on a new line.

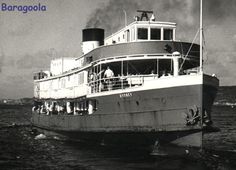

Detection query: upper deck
xmin=80 ymin=41 xmax=199 ymax=68
xmin=104 ymin=10 xmax=176 ymax=46
xmin=78 ymin=11 xmax=198 ymax=70
xmin=104 ymin=20 xmax=176 ymax=46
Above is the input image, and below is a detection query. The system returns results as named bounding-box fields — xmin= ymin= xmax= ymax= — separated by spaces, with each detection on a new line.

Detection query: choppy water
xmin=1 ymin=88 xmax=236 ymax=169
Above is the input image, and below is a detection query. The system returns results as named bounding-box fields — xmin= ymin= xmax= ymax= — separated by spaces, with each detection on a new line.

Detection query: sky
xmin=0 ymin=0 xmax=236 ymax=99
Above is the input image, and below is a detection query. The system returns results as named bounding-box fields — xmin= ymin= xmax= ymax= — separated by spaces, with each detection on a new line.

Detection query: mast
xmin=200 ymin=0 xmax=204 ymax=149
xmin=123 ymin=10 xmax=127 ymax=27
xmin=200 ymin=0 xmax=203 ymax=73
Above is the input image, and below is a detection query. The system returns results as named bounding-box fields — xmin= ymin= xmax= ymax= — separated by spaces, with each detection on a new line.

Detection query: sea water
xmin=0 ymin=87 xmax=236 ymax=170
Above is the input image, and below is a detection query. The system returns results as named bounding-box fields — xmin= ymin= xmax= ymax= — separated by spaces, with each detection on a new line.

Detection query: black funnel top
xmin=82 ymin=28 xmax=104 ymax=44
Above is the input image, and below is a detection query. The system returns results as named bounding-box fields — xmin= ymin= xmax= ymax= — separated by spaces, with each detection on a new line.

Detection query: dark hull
xmin=32 ymin=75 xmax=219 ymax=148
xmin=35 ymin=124 xmax=202 ymax=148
xmin=203 ymin=75 xmax=219 ymax=122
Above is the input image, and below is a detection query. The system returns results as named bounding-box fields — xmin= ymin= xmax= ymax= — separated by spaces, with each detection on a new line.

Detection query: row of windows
xmin=137 ymin=28 xmax=173 ymax=40
xmin=52 ymin=61 xmax=62 ymax=67
xmin=107 ymin=27 xmax=174 ymax=45
xmin=40 ymin=72 xmax=85 ymax=90
xmin=108 ymin=27 xmax=173 ymax=45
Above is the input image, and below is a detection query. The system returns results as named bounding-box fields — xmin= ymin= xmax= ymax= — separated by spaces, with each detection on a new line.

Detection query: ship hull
xmin=34 ymin=125 xmax=202 ymax=148
xmin=32 ymin=74 xmax=218 ymax=148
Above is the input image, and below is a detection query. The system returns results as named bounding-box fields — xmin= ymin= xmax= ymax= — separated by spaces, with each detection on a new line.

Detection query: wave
xmin=0 ymin=122 xmax=31 ymax=129
xmin=214 ymin=101 xmax=236 ymax=107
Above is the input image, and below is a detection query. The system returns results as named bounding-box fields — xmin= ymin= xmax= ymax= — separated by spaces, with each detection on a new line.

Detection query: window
xmin=164 ymin=29 xmax=173 ymax=40
xmin=131 ymin=28 xmax=135 ymax=41
xmin=124 ymin=59 xmax=157 ymax=75
xmin=151 ymin=28 xmax=161 ymax=40
xmin=137 ymin=28 xmax=148 ymax=40
xmin=52 ymin=79 xmax=59 ymax=89
xmin=78 ymin=72 xmax=84 ymax=85
xmin=126 ymin=30 xmax=130 ymax=42
xmin=159 ymin=59 xmax=173 ymax=76
xmin=61 ymin=78 xmax=66 ymax=88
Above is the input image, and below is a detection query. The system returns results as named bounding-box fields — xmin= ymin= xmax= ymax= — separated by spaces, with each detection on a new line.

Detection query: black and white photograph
xmin=0 ymin=0 xmax=236 ymax=169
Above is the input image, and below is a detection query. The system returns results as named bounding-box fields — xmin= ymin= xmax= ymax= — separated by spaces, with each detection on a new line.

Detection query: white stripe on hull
xmin=87 ymin=74 xmax=203 ymax=98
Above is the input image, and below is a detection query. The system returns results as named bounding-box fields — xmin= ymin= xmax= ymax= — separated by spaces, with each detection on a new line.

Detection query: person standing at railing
xmin=150 ymin=70 xmax=158 ymax=79
xmin=104 ymin=66 xmax=114 ymax=91
xmin=104 ymin=66 xmax=114 ymax=78
xmin=90 ymin=72 xmax=97 ymax=92
xmin=97 ymin=69 xmax=105 ymax=92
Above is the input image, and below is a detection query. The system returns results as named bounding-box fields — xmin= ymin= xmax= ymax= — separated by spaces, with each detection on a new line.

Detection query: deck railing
xmin=88 ymin=74 xmax=159 ymax=93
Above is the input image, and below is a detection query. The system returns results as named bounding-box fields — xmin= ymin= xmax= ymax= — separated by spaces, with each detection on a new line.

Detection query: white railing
xmin=88 ymin=74 xmax=159 ymax=94
xmin=35 ymin=70 xmax=200 ymax=98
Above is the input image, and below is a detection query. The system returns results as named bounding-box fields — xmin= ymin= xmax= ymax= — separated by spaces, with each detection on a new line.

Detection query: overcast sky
xmin=0 ymin=0 xmax=236 ymax=99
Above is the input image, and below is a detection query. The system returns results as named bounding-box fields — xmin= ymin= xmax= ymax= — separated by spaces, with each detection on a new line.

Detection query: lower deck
xmin=32 ymin=74 xmax=218 ymax=148
xmin=33 ymin=83 xmax=203 ymax=130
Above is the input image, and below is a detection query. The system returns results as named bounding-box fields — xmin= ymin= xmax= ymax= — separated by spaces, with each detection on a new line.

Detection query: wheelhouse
xmin=104 ymin=10 xmax=176 ymax=45
xmin=105 ymin=21 xmax=176 ymax=45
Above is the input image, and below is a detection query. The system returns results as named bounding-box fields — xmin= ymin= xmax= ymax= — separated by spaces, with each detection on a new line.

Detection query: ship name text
xmin=120 ymin=93 xmax=132 ymax=98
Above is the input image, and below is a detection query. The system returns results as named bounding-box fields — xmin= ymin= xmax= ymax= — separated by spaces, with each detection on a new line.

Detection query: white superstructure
xmin=50 ymin=57 xmax=76 ymax=76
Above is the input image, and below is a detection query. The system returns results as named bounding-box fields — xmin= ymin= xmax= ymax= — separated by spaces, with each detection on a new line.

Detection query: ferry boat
xmin=32 ymin=8 xmax=219 ymax=149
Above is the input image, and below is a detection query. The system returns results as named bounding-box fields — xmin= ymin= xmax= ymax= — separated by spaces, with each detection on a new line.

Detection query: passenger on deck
xmin=40 ymin=104 xmax=47 ymax=114
xmin=90 ymin=72 xmax=96 ymax=93
xmin=150 ymin=70 xmax=158 ymax=79
xmin=104 ymin=66 xmax=114 ymax=91
xmin=104 ymin=66 xmax=114 ymax=78
xmin=89 ymin=72 xmax=95 ymax=82
xmin=160 ymin=70 xmax=173 ymax=78
xmin=160 ymin=70 xmax=167 ymax=78
xmin=32 ymin=105 xmax=38 ymax=112
xmin=46 ymin=103 xmax=50 ymax=115
xmin=91 ymin=70 xmax=105 ymax=92
xmin=57 ymin=105 xmax=64 ymax=115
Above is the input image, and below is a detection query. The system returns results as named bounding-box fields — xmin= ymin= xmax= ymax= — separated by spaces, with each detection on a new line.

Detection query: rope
xmin=202 ymin=29 xmax=208 ymax=63
xmin=179 ymin=29 xmax=200 ymax=72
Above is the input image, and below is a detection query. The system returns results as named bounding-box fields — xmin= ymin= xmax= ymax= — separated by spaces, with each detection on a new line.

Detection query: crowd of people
xmin=32 ymin=101 xmax=89 ymax=116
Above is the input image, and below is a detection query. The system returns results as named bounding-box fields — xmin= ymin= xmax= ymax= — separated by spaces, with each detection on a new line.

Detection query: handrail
xmin=88 ymin=74 xmax=159 ymax=93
